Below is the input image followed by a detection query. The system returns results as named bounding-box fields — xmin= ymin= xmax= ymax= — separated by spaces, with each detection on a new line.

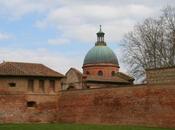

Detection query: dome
xmin=83 ymin=45 xmax=119 ymax=66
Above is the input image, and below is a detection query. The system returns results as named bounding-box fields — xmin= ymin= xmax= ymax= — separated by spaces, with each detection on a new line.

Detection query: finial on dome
xmin=96 ymin=25 xmax=106 ymax=46
xmin=100 ymin=25 xmax=102 ymax=32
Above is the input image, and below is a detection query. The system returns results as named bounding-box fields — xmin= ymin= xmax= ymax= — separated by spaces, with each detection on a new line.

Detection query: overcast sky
xmin=0 ymin=0 xmax=174 ymax=74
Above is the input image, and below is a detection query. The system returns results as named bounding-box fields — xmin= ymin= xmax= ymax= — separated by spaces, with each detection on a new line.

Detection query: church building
xmin=63 ymin=26 xmax=134 ymax=90
xmin=0 ymin=27 xmax=175 ymax=126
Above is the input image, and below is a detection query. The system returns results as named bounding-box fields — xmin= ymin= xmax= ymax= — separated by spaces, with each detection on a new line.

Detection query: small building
xmin=0 ymin=61 xmax=64 ymax=94
xmin=61 ymin=68 xmax=83 ymax=90
xmin=0 ymin=61 xmax=64 ymax=123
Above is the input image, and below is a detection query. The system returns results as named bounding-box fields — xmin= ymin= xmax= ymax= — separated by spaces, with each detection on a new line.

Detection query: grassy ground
xmin=0 ymin=123 xmax=174 ymax=130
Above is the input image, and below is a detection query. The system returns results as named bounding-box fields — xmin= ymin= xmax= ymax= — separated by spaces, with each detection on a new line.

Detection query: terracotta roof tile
xmin=0 ymin=62 xmax=64 ymax=77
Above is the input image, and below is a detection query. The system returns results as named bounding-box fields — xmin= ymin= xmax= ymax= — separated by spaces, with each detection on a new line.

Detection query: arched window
xmin=86 ymin=71 xmax=90 ymax=75
xmin=98 ymin=70 xmax=103 ymax=76
xmin=111 ymin=71 xmax=115 ymax=76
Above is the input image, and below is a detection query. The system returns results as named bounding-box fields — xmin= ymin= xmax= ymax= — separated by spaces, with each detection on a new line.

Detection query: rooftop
xmin=0 ymin=61 xmax=64 ymax=78
xmin=84 ymin=75 xmax=131 ymax=84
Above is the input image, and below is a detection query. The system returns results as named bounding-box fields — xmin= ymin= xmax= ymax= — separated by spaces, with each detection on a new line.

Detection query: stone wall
xmin=146 ymin=66 xmax=175 ymax=84
xmin=57 ymin=84 xmax=175 ymax=128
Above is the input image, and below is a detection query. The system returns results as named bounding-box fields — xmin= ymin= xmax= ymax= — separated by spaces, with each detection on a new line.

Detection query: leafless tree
xmin=122 ymin=6 xmax=175 ymax=83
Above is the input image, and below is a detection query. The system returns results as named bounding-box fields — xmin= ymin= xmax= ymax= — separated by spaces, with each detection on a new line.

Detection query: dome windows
xmin=98 ymin=70 xmax=103 ymax=76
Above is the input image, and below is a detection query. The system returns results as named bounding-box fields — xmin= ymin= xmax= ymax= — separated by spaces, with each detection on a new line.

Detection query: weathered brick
xmin=57 ymin=84 xmax=175 ymax=128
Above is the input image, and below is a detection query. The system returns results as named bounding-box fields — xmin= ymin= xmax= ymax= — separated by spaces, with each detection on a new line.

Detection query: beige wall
xmin=63 ymin=70 xmax=82 ymax=90
xmin=146 ymin=67 xmax=175 ymax=85
xmin=66 ymin=71 xmax=80 ymax=84
xmin=0 ymin=77 xmax=62 ymax=94
xmin=0 ymin=77 xmax=27 ymax=93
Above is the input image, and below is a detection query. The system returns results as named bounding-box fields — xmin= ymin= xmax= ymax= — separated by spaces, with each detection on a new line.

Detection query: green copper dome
xmin=83 ymin=45 xmax=119 ymax=65
xmin=83 ymin=26 xmax=119 ymax=66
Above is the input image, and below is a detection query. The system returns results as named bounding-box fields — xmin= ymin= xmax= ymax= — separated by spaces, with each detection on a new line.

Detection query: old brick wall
xmin=0 ymin=92 xmax=59 ymax=123
xmin=0 ymin=77 xmax=61 ymax=123
xmin=57 ymin=84 xmax=175 ymax=128
xmin=146 ymin=67 xmax=175 ymax=84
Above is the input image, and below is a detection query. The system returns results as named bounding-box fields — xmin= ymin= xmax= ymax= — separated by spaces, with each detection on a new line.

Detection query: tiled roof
xmin=84 ymin=75 xmax=130 ymax=84
xmin=0 ymin=61 xmax=64 ymax=77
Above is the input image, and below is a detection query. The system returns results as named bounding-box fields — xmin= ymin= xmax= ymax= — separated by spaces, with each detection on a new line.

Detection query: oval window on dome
xmin=98 ymin=71 xmax=103 ymax=76
xmin=111 ymin=71 xmax=115 ymax=76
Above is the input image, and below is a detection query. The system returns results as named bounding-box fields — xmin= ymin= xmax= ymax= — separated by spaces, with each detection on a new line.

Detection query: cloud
xmin=48 ymin=38 xmax=70 ymax=45
xmin=0 ymin=0 xmax=56 ymax=19
xmin=0 ymin=48 xmax=83 ymax=74
xmin=35 ymin=4 xmax=155 ymax=43
xmin=0 ymin=0 xmax=173 ymax=43
xmin=0 ymin=32 xmax=13 ymax=40
xmin=0 ymin=0 xmax=175 ymax=75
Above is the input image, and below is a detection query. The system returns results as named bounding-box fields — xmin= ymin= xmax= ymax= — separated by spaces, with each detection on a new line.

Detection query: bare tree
xmin=122 ymin=6 xmax=175 ymax=83
xmin=163 ymin=6 xmax=175 ymax=65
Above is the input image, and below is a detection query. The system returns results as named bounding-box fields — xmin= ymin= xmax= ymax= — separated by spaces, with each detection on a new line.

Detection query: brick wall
xmin=1 ymin=75 xmax=175 ymax=128
xmin=57 ymin=84 xmax=175 ymax=128
xmin=0 ymin=77 xmax=61 ymax=123
xmin=83 ymin=64 xmax=119 ymax=77
xmin=0 ymin=93 xmax=59 ymax=123
xmin=146 ymin=67 xmax=175 ymax=84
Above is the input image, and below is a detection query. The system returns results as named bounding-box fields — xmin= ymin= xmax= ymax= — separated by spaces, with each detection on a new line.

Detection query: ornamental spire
xmin=100 ymin=25 xmax=102 ymax=32
xmin=95 ymin=25 xmax=106 ymax=46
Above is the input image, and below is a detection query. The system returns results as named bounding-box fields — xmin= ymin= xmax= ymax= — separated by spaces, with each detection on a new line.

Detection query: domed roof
xmin=83 ymin=26 xmax=119 ymax=66
xmin=83 ymin=45 xmax=119 ymax=66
